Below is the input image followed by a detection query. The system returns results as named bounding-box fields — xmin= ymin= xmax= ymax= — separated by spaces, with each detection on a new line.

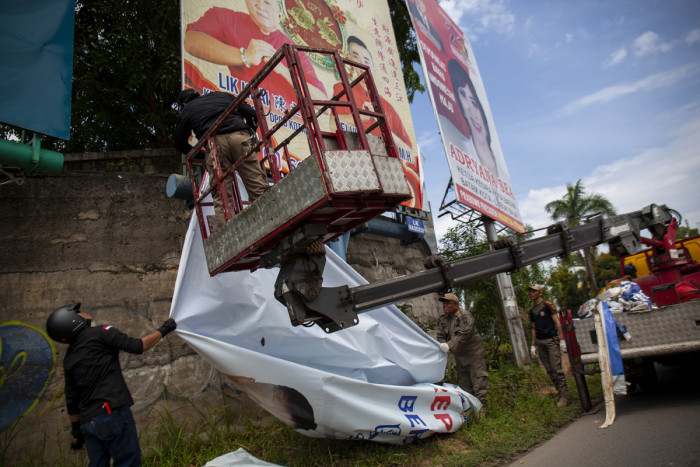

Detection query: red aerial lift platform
xmin=184 ymin=44 xmax=411 ymax=276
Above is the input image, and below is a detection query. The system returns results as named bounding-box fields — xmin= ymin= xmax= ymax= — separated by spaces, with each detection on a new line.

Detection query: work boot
xmin=556 ymin=396 xmax=569 ymax=407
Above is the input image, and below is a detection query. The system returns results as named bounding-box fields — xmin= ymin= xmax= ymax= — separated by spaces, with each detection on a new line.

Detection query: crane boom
xmin=272 ymin=204 xmax=674 ymax=334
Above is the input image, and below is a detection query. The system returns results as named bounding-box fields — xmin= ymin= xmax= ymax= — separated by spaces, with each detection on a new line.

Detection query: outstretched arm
xmin=141 ymin=318 xmax=177 ymax=351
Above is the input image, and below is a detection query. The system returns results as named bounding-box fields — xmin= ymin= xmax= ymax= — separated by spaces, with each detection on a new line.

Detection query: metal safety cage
xmin=184 ymin=44 xmax=412 ymax=275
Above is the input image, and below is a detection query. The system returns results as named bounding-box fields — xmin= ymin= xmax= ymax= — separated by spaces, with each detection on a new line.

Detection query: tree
xmin=594 ymin=252 xmax=622 ymax=289
xmin=677 ymin=224 xmax=699 ymax=240
xmin=545 ymin=179 xmax=616 ymax=295
xmin=388 ymin=0 xmax=425 ymax=103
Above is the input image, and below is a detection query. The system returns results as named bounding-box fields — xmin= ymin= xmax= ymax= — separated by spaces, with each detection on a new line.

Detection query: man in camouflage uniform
xmin=436 ymin=293 xmax=489 ymax=406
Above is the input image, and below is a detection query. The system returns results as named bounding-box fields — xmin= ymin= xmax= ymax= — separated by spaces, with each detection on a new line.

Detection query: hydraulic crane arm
xmin=270 ymin=204 xmax=675 ymax=333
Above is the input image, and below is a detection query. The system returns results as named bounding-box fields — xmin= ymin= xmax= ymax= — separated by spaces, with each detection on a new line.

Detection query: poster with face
xmin=406 ymin=0 xmax=524 ymax=231
xmin=181 ymin=0 xmax=424 ymax=210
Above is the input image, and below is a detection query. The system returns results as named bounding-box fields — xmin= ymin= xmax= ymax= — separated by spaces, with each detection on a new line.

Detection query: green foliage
xmin=547 ymin=262 xmax=590 ymax=316
xmin=545 ymin=179 xmax=617 ymax=296
xmin=595 ymin=252 xmax=622 ymax=288
xmin=43 ymin=0 xmax=182 ymax=153
xmin=388 ymin=0 xmax=426 ymax=103
xmin=677 ymin=225 xmax=700 ymax=239
xmin=544 ymin=179 xmax=616 ymax=226
xmin=105 ymin=154 xmax=139 ymax=172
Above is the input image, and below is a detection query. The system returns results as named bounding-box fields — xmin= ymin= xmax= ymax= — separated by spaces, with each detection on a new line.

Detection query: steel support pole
xmin=483 ymin=217 xmax=531 ymax=366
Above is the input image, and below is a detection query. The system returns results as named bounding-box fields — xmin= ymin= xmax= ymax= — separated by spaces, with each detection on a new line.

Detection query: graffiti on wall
xmin=0 ymin=321 xmax=56 ymax=433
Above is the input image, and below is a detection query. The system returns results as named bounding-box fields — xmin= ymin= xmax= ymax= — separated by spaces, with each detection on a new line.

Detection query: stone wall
xmin=0 ymin=150 xmax=438 ymax=462
xmin=345 ymin=232 xmax=441 ymax=324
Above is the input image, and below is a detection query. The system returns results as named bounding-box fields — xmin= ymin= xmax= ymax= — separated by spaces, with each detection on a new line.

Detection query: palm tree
xmin=545 ymin=179 xmax=616 ymax=295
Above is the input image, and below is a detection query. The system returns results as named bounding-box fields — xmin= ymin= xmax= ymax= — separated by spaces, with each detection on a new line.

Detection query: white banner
xmin=169 ymin=207 xmax=480 ymax=443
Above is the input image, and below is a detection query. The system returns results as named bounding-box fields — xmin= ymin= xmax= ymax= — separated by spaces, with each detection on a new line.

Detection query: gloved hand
xmin=439 ymin=342 xmax=449 ymax=353
xmin=158 ymin=318 xmax=177 ymax=337
xmin=530 ymin=345 xmax=537 ymax=359
xmin=559 ymin=340 xmax=567 ymax=353
xmin=71 ymin=421 xmax=84 ymax=451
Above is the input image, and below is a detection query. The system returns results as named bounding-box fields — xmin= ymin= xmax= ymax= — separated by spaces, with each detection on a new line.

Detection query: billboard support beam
xmin=483 ymin=216 xmax=531 ymax=367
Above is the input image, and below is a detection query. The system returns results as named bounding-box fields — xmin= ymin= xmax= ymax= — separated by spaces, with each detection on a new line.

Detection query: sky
xmin=408 ymin=0 xmax=700 ymax=245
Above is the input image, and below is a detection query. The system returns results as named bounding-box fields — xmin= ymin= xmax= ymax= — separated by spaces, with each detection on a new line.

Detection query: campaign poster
xmin=406 ymin=0 xmax=523 ymax=231
xmin=181 ymin=0 xmax=423 ymax=210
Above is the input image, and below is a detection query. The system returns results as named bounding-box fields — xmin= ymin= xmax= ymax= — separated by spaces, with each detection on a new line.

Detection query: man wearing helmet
xmin=46 ymin=302 xmax=177 ymax=466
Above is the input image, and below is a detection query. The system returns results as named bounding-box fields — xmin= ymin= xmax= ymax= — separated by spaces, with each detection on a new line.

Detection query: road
xmin=508 ymin=360 xmax=700 ymax=467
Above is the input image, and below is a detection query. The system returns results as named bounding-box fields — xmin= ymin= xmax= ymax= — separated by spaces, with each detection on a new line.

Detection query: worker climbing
xmin=174 ymin=89 xmax=268 ymax=230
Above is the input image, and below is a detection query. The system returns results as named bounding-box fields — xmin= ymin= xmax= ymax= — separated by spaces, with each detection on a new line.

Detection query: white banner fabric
xmin=169 ymin=211 xmax=480 ymax=443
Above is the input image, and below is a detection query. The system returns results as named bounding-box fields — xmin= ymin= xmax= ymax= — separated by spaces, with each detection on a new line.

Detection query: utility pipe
xmin=0 ymin=134 xmax=63 ymax=174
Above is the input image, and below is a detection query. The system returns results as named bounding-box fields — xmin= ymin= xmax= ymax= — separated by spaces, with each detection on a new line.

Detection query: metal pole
xmin=483 ymin=217 xmax=531 ymax=367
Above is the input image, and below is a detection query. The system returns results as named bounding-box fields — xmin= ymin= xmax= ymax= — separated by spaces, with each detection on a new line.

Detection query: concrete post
xmin=484 ymin=217 xmax=531 ymax=366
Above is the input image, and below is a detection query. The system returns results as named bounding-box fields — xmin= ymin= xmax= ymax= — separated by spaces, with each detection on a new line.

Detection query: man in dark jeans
xmin=528 ymin=284 xmax=569 ymax=407
xmin=175 ymin=89 xmax=268 ymax=230
xmin=46 ymin=302 xmax=176 ymax=466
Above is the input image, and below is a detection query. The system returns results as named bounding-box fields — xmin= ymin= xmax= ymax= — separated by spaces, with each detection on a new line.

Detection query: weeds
xmin=136 ymin=365 xmax=601 ymax=467
xmin=5 ymin=365 xmax=602 ymax=467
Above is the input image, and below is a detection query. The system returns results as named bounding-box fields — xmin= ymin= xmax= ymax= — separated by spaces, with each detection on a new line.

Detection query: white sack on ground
xmin=170 ymin=212 xmax=480 ymax=444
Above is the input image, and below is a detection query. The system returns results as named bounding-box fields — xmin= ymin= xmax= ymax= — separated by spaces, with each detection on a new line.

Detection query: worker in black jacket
xmin=46 ymin=302 xmax=177 ymax=466
xmin=174 ymin=89 xmax=268 ymax=229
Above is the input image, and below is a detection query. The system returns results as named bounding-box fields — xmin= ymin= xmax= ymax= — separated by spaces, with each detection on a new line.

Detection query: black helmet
xmin=46 ymin=303 xmax=88 ymax=343
xmin=178 ymin=88 xmax=200 ymax=106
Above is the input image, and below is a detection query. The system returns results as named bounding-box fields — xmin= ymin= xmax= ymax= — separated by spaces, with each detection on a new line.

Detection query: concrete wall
xmin=0 ymin=150 xmax=438 ymax=462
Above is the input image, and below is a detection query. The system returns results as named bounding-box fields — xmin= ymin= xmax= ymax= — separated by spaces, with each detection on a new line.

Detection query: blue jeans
xmin=81 ymin=406 xmax=142 ymax=467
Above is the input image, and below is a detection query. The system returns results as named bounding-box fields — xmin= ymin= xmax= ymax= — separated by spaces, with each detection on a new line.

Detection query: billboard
xmin=407 ymin=0 xmax=524 ymax=231
xmin=181 ymin=0 xmax=423 ymax=210
xmin=0 ymin=0 xmax=75 ymax=140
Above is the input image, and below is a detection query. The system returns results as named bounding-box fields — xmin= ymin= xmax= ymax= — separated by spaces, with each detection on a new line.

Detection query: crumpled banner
xmin=601 ymin=302 xmax=626 ymax=396
xmin=169 ymin=211 xmax=480 ymax=444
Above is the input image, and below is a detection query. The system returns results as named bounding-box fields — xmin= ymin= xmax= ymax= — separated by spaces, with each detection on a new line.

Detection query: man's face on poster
xmin=246 ymin=0 xmax=280 ymax=35
xmin=416 ymin=0 xmax=427 ymax=16
xmin=348 ymin=42 xmax=373 ymax=71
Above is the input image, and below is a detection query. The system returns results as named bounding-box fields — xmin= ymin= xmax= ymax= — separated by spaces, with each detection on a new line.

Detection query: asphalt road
xmin=508 ymin=359 xmax=700 ymax=467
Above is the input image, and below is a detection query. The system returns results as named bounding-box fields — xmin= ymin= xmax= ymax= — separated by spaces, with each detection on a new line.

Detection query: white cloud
xmin=686 ymin=28 xmax=700 ymax=46
xmin=630 ymin=31 xmax=672 ymax=57
xmin=417 ymin=129 xmax=442 ymax=152
xmin=560 ymin=64 xmax=700 ymax=115
xmin=519 ymin=112 xmax=700 ymax=232
xmin=565 ymin=33 xmax=573 ymax=43
xmin=439 ymin=0 xmax=515 ymax=36
xmin=603 ymin=47 xmax=628 ymax=68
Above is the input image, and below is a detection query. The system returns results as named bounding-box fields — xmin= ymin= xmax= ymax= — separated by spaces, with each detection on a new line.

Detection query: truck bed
xmin=574 ymin=301 xmax=700 ymax=364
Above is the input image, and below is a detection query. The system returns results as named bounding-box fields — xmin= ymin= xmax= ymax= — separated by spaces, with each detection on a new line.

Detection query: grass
xmin=139 ymin=364 xmax=602 ymax=467
xmin=4 ymin=364 xmax=603 ymax=467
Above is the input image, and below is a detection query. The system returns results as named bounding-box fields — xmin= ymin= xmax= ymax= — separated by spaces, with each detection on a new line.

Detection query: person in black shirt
xmin=528 ymin=284 xmax=569 ymax=407
xmin=174 ymin=89 xmax=268 ymax=230
xmin=46 ymin=302 xmax=176 ymax=466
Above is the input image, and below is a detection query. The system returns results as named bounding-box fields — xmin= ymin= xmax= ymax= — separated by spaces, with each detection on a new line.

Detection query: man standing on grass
xmin=46 ymin=302 xmax=177 ymax=466
xmin=436 ymin=293 xmax=489 ymax=407
xmin=528 ymin=284 xmax=569 ymax=407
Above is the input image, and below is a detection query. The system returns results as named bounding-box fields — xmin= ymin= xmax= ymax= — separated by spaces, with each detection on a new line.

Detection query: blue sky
xmin=408 ymin=0 xmax=700 ymax=243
